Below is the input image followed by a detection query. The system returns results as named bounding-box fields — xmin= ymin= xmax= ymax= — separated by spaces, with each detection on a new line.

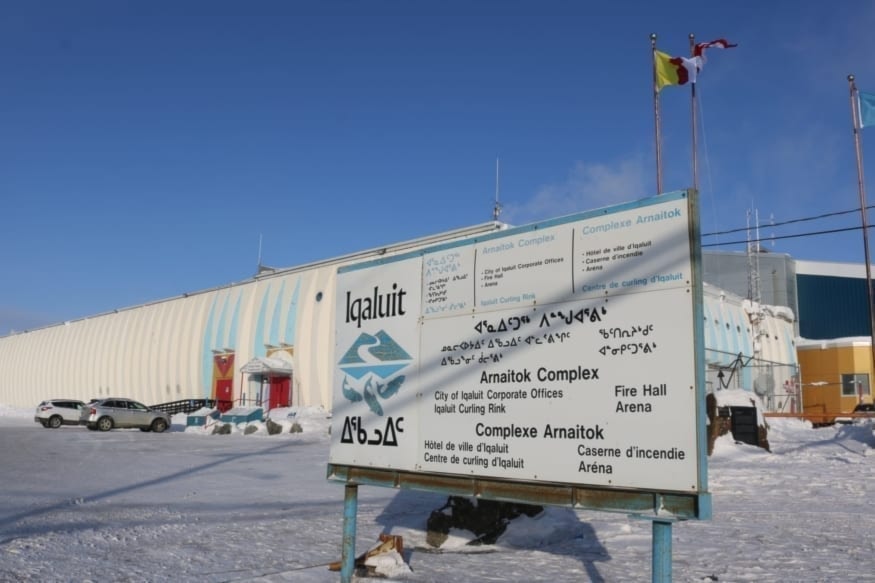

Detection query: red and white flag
xmin=694 ymin=39 xmax=738 ymax=61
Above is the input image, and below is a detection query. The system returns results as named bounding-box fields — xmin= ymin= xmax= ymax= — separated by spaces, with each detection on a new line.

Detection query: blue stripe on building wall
xmin=269 ymin=280 xmax=286 ymax=347
xmin=740 ymin=311 xmax=755 ymax=389
xmin=705 ymin=298 xmax=770 ymax=373
xmin=726 ymin=310 xmax=738 ymax=360
xmin=214 ymin=291 xmax=231 ymax=350
xmin=229 ymin=290 xmax=242 ymax=346
xmin=716 ymin=305 xmax=732 ymax=367
xmin=737 ymin=310 xmax=757 ymax=389
xmin=703 ymin=302 xmax=716 ymax=361
xmin=254 ymin=283 xmax=271 ymax=358
xmin=732 ymin=310 xmax=746 ymax=359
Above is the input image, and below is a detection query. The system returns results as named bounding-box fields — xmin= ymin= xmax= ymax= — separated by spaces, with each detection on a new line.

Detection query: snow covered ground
xmin=1 ymin=404 xmax=873 ymax=582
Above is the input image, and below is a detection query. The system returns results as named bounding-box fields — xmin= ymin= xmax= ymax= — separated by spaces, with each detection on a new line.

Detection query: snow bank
xmin=182 ymin=405 xmax=331 ymax=437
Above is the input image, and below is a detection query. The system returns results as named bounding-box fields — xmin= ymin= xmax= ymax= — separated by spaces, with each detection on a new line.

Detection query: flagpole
xmin=689 ymin=33 xmax=699 ymax=193
xmin=848 ymin=74 xmax=875 ymax=386
xmin=651 ymin=33 xmax=663 ymax=194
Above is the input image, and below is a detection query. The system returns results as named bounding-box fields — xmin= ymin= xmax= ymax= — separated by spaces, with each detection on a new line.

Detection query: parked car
xmin=34 ymin=399 xmax=87 ymax=428
xmin=79 ymin=398 xmax=171 ymax=432
xmin=834 ymin=402 xmax=875 ymax=425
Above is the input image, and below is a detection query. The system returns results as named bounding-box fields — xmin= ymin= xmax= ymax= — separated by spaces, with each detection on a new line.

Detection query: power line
xmin=702 ymin=225 xmax=866 ymax=248
xmin=702 ymin=205 xmax=875 ymax=238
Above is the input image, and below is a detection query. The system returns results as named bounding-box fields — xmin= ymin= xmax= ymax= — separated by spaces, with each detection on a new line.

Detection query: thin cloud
xmin=503 ymin=157 xmax=650 ymax=226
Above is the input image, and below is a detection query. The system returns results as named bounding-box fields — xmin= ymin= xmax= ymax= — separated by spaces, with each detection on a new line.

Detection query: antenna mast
xmin=746 ymin=209 xmax=765 ymax=356
xmin=493 ymin=157 xmax=502 ymax=221
xmin=257 ymin=234 xmax=264 ymax=274
xmin=259 ymin=234 xmax=264 ymax=262
xmin=746 ymin=209 xmax=762 ymax=304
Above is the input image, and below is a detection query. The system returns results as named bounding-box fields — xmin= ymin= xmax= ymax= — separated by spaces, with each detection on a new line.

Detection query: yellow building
xmin=797 ymin=337 xmax=874 ymax=423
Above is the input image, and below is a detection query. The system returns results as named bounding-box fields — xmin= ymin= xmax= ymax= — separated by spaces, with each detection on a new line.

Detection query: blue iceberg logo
xmin=338 ymin=330 xmax=412 ymax=416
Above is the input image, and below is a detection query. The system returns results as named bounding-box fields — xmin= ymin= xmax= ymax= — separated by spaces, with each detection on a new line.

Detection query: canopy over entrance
xmin=240 ymin=356 xmax=293 ymax=375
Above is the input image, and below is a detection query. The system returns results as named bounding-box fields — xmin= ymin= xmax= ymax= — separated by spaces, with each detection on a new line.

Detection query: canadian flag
xmin=694 ymin=39 xmax=738 ymax=60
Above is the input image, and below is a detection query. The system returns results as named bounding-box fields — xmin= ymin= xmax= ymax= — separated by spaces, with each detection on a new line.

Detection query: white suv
xmin=35 ymin=399 xmax=87 ymax=428
xmin=79 ymin=398 xmax=171 ymax=432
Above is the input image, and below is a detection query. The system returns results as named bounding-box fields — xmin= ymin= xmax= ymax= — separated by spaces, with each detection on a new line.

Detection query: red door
xmin=269 ymin=376 xmax=291 ymax=409
xmin=214 ymin=379 xmax=233 ymax=412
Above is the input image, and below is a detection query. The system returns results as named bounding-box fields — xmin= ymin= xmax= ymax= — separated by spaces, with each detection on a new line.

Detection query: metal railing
xmin=148 ymin=399 xmax=233 ymax=415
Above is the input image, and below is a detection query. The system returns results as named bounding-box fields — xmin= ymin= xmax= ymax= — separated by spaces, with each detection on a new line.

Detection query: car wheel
xmin=48 ymin=415 xmax=63 ymax=429
xmin=40 ymin=420 xmax=49 ymax=428
xmin=151 ymin=418 xmax=168 ymax=433
xmin=97 ymin=417 xmax=113 ymax=432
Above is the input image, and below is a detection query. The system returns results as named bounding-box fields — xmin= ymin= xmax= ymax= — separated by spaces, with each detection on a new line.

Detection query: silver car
xmin=35 ymin=399 xmax=86 ymax=428
xmin=80 ymin=398 xmax=171 ymax=432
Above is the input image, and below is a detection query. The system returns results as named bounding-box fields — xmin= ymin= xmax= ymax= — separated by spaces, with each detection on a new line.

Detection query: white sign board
xmin=330 ymin=191 xmax=704 ymax=494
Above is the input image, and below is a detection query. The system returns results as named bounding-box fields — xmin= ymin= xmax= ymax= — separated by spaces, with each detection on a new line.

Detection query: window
xmin=841 ymin=374 xmax=871 ymax=397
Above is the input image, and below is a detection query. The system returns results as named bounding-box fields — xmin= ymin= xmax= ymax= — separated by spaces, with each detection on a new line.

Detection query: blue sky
xmin=3 ymin=1 xmax=875 ymax=334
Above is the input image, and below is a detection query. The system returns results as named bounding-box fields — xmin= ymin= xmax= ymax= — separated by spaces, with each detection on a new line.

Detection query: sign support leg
xmin=651 ymin=519 xmax=673 ymax=583
xmin=341 ymin=484 xmax=359 ymax=583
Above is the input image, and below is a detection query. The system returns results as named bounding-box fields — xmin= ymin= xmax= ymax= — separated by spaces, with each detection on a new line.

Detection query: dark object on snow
xmin=212 ymin=423 xmax=231 ymax=435
xmin=266 ymin=418 xmax=284 ymax=435
xmin=289 ymin=422 xmax=303 ymax=433
xmin=328 ymin=533 xmax=404 ymax=574
xmin=426 ymin=496 xmax=543 ymax=548
xmin=706 ymin=394 xmax=770 ymax=454
xmin=729 ymin=406 xmax=759 ymax=447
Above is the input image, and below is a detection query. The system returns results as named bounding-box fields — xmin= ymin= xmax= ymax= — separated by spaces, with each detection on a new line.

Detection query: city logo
xmin=338 ymin=330 xmax=412 ymax=416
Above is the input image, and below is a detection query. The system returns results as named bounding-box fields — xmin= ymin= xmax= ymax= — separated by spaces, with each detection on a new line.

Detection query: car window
xmin=129 ymin=401 xmax=148 ymax=412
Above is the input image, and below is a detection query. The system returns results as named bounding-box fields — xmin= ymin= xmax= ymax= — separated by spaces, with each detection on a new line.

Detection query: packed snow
xmin=1 ymin=403 xmax=873 ymax=582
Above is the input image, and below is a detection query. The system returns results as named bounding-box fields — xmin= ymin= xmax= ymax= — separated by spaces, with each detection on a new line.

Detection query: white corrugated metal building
xmin=701 ymin=285 xmax=798 ymax=410
xmin=0 ymin=223 xmax=799 ymax=411
xmin=0 ymin=223 xmax=504 ymax=410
